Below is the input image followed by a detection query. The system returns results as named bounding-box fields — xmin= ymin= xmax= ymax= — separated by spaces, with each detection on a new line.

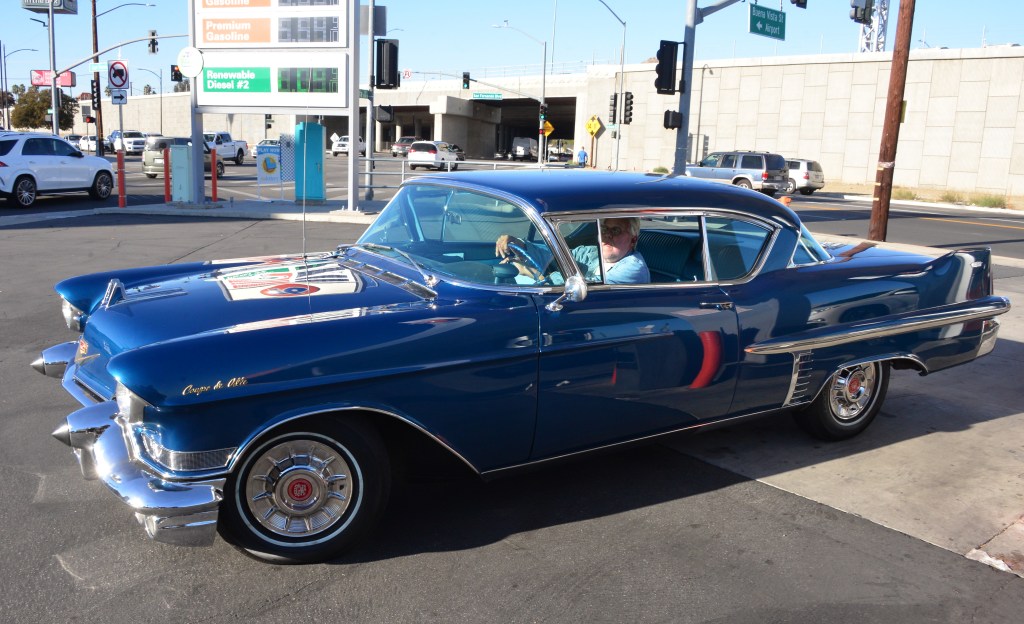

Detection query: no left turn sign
xmin=108 ymin=60 xmax=129 ymax=89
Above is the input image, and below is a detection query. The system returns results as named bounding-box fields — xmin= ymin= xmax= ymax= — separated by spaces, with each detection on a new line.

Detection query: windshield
xmin=357 ymin=184 xmax=558 ymax=286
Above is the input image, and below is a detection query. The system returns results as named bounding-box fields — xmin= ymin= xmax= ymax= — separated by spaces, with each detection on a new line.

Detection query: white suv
xmin=0 ymin=132 xmax=114 ymax=207
xmin=111 ymin=130 xmax=148 ymax=154
xmin=331 ymin=135 xmax=366 ymax=156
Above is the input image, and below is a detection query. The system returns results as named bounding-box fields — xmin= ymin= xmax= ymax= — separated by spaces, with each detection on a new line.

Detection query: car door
xmin=53 ymin=138 xmax=92 ymax=188
xmin=530 ymin=214 xmax=741 ymax=459
xmin=19 ymin=138 xmax=61 ymax=190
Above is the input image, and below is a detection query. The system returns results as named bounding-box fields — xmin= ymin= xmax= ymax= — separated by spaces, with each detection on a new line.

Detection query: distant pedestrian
xmin=577 ymin=147 xmax=588 ymax=167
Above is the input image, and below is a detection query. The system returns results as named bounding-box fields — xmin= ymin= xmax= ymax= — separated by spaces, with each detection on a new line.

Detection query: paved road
xmin=2 ymin=215 xmax=1021 ymax=623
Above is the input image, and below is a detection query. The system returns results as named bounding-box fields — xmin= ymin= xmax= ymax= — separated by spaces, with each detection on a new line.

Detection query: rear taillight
xmin=803 ymin=172 xmax=809 ymax=180
xmin=426 ymin=147 xmax=437 ymax=154
xmin=0 ymin=160 xmax=7 ymax=167
xmin=762 ymin=171 xmax=768 ymax=180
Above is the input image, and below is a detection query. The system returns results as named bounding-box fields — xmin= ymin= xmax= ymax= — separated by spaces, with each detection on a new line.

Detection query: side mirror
xmin=71 ymin=150 xmax=84 ymax=158
xmin=546 ymin=274 xmax=587 ymax=312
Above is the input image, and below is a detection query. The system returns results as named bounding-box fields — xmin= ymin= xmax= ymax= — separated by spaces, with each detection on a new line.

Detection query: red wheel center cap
xmin=288 ymin=478 xmax=313 ymax=501
xmin=848 ymin=376 xmax=862 ymax=394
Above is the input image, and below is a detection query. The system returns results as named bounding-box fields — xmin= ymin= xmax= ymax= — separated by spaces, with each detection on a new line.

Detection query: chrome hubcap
xmin=16 ymin=180 xmax=35 ymax=205
xmin=829 ymin=363 xmax=877 ymax=422
xmin=244 ymin=439 xmax=353 ymax=538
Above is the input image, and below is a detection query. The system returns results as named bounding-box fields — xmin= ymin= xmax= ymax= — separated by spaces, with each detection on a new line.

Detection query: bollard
xmin=117 ymin=150 xmax=126 ymax=208
xmin=163 ymin=147 xmax=171 ymax=202
xmin=211 ymin=148 xmax=218 ymax=203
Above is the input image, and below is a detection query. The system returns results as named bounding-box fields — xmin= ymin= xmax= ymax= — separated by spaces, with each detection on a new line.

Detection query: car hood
xmin=71 ymin=253 xmax=432 ymax=397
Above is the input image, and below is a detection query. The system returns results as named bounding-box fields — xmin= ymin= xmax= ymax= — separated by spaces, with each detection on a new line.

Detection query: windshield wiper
xmin=348 ymin=243 xmax=439 ymax=288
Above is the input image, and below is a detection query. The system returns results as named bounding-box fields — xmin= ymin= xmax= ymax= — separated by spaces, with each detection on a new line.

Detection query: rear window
xmin=765 ymin=154 xmax=787 ymax=170
xmin=809 ymin=161 xmax=823 ymax=172
xmin=409 ymin=142 xmax=435 ymax=151
xmin=0 ymin=139 xmax=16 ymax=156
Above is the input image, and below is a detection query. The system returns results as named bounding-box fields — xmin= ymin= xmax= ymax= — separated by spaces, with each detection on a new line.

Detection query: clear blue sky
xmin=2 ymin=0 xmax=1020 ymax=94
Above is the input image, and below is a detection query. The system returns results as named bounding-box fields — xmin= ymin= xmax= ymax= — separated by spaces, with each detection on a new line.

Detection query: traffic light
xmin=790 ymin=0 xmax=807 ymax=8
xmin=265 ymin=114 xmax=273 ymax=130
xmin=148 ymin=30 xmax=158 ymax=54
xmin=654 ymin=40 xmax=680 ymax=95
xmin=663 ymin=110 xmax=682 ymax=130
xmin=170 ymin=64 xmax=183 ymax=82
xmin=90 ymin=79 xmax=101 ymax=108
xmin=622 ymin=92 xmax=634 ymax=124
xmin=539 ymin=104 xmax=548 ymax=120
xmin=850 ymin=0 xmax=873 ymax=25
xmin=462 ymin=72 xmax=470 ymax=89
xmin=608 ymin=93 xmax=617 ymax=124
xmin=375 ymin=38 xmax=400 ymax=89
xmin=83 ymin=116 xmax=95 ymax=124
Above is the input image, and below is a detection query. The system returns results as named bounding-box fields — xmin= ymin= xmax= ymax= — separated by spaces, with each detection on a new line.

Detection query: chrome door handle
xmin=700 ymin=301 xmax=734 ymax=310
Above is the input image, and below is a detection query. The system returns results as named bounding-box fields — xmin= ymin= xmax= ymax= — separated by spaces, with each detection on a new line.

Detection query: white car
xmin=407 ymin=140 xmax=460 ymax=171
xmin=112 ymin=130 xmax=148 ymax=154
xmin=79 ymin=135 xmax=102 ymax=153
xmin=331 ymin=135 xmax=366 ymax=157
xmin=0 ymin=132 xmax=114 ymax=208
xmin=251 ymin=139 xmax=279 ymax=158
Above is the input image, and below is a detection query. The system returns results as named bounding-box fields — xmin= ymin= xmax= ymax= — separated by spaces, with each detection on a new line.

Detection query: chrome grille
xmin=784 ymin=351 xmax=815 ymax=406
xmin=141 ymin=433 xmax=235 ymax=472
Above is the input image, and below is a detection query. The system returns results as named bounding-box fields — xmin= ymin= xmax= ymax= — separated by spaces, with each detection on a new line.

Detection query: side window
xmin=23 ymin=139 xmax=52 ymax=156
xmin=720 ymin=154 xmax=736 ymax=168
xmin=740 ymin=155 xmax=762 ymax=169
xmin=705 ymin=216 xmax=772 ymax=281
xmin=701 ymin=153 xmax=719 ymax=167
xmin=634 ymin=216 xmax=706 ymax=283
xmin=53 ymin=140 xmax=77 ymax=156
xmin=0 ymin=140 xmax=17 ymax=156
xmin=554 ymin=217 xmax=651 ymax=286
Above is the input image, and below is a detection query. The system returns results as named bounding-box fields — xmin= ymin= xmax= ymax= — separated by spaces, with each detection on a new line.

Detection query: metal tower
xmin=858 ymin=0 xmax=890 ymax=52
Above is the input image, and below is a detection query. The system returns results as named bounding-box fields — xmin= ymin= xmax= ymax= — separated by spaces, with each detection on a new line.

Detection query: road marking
xmin=920 ymin=217 xmax=1024 ymax=232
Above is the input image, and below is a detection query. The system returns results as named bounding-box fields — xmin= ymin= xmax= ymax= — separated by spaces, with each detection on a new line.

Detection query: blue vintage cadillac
xmin=33 ymin=170 xmax=1009 ymax=562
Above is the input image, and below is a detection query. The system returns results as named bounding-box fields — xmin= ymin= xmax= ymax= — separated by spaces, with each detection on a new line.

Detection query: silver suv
xmin=785 ymin=159 xmax=825 ymax=195
xmin=686 ymin=150 xmax=788 ymax=197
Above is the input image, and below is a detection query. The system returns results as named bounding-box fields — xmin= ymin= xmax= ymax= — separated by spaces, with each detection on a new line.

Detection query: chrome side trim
xmin=745 ymin=297 xmax=1011 ymax=355
xmin=228 ymin=406 xmax=482 ymax=477
xmin=978 ymin=318 xmax=1000 ymax=357
xmin=101 ymin=278 xmax=127 ymax=309
xmin=783 ymin=351 xmax=814 ymax=407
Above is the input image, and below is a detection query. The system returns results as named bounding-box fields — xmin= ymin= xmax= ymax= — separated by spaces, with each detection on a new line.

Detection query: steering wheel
xmin=505 ymin=241 xmax=549 ymax=285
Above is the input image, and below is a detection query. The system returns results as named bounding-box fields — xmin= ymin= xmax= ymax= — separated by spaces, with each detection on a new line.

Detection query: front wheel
xmin=785 ymin=178 xmax=796 ymax=194
xmin=90 ymin=171 xmax=114 ymax=199
xmin=145 ymin=173 xmax=157 ymax=179
xmin=9 ymin=176 xmax=37 ymax=207
xmin=793 ymin=361 xmax=890 ymax=441
xmin=219 ymin=418 xmax=391 ymax=563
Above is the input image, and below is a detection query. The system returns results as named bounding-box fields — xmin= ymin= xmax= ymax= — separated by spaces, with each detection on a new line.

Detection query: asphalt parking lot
xmin=1 ymin=211 xmax=1022 ymax=622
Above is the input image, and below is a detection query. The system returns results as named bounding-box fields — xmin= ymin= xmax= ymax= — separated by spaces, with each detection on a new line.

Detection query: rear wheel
xmin=89 ymin=171 xmax=114 ymax=200
xmin=9 ymin=176 xmax=37 ymax=207
xmin=145 ymin=173 xmax=157 ymax=179
xmin=235 ymin=150 xmax=244 ymax=165
xmin=734 ymin=179 xmax=752 ymax=190
xmin=799 ymin=188 xmax=815 ymax=195
xmin=216 ymin=161 xmax=225 ymax=177
xmin=794 ymin=361 xmax=890 ymax=440
xmin=220 ymin=418 xmax=391 ymax=563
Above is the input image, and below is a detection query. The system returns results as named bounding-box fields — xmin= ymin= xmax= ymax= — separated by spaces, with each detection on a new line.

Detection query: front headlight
xmin=115 ymin=381 xmax=148 ymax=423
xmin=61 ymin=298 xmax=85 ymax=332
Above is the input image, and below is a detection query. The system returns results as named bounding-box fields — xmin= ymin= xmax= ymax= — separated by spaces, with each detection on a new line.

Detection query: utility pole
xmin=92 ymin=0 xmax=104 ymax=155
xmin=868 ymin=0 xmax=916 ymax=241
xmin=364 ymin=0 xmax=375 ymax=200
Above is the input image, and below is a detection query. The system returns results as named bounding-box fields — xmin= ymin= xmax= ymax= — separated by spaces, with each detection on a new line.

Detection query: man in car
xmin=496 ymin=217 xmax=650 ymax=285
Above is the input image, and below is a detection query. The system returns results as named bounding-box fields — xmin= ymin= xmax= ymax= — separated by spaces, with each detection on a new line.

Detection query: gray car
xmin=785 ymin=158 xmax=826 ymax=195
xmin=686 ymin=150 xmax=788 ymax=197
xmin=142 ymin=136 xmax=224 ymax=178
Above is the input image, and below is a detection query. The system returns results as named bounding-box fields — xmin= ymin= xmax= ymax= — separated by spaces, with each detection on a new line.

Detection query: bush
xmin=652 ymin=166 xmax=669 ymax=174
xmin=940 ymin=191 xmax=964 ymax=204
xmin=971 ymin=194 xmax=1007 ymax=208
xmin=892 ymin=187 xmax=916 ymax=200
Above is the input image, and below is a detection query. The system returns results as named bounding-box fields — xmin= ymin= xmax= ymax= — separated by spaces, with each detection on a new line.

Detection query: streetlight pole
xmin=2 ymin=47 xmax=38 ymax=129
xmin=596 ymin=1 xmax=625 ymax=171
xmin=92 ymin=2 xmax=154 ymax=156
xmin=137 ymin=66 xmax=162 ymax=134
xmin=695 ymin=64 xmax=711 ymax=163
xmin=494 ymin=21 xmax=546 ymax=165
xmin=48 ymin=2 xmax=59 ymax=136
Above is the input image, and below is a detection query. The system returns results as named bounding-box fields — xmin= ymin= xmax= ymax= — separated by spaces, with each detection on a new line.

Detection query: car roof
xmin=414 ymin=170 xmax=801 ymax=227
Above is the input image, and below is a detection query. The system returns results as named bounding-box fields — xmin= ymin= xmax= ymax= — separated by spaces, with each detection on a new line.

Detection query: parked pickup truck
xmin=204 ymin=132 xmax=248 ymax=165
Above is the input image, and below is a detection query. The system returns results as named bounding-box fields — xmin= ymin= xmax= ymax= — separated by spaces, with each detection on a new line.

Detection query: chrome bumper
xmin=36 ymin=345 xmax=224 ymax=547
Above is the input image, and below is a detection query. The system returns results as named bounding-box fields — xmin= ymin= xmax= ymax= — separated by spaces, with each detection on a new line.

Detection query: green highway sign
xmin=749 ymin=4 xmax=786 ymax=41
xmin=359 ymin=88 xmax=371 ymax=98
xmin=89 ymin=62 xmax=106 ymax=73
xmin=203 ymin=67 xmax=271 ymax=93
xmin=472 ymin=92 xmax=502 ymax=100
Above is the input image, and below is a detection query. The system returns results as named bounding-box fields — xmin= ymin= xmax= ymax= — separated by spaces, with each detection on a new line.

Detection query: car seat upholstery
xmin=636 ymin=230 xmax=705 ymax=282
